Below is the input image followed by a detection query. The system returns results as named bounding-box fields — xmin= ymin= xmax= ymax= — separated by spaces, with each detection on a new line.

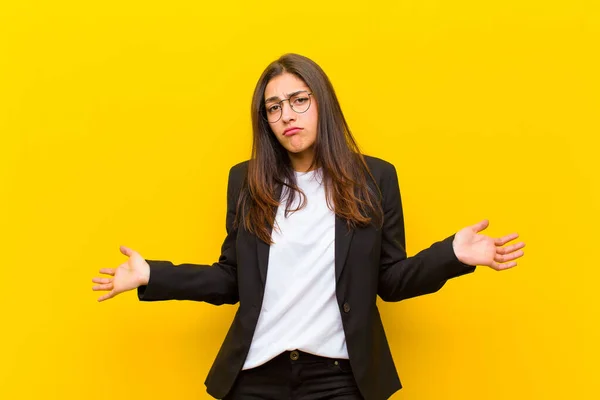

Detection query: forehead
xmin=264 ymin=72 xmax=310 ymax=100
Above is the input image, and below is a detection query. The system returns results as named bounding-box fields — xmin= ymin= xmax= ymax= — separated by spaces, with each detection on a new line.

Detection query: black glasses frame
xmin=262 ymin=91 xmax=313 ymax=123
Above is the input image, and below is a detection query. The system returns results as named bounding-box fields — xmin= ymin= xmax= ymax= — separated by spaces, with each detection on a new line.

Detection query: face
xmin=264 ymin=72 xmax=318 ymax=157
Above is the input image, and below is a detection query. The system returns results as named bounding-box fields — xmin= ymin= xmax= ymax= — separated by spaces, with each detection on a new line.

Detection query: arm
xmin=377 ymin=163 xmax=476 ymax=302
xmin=137 ymin=164 xmax=243 ymax=305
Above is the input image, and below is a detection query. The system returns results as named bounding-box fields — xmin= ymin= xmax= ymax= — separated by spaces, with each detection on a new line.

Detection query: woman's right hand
xmin=92 ymin=245 xmax=150 ymax=302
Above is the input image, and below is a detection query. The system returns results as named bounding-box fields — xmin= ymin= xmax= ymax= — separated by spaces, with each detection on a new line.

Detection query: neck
xmin=289 ymin=149 xmax=316 ymax=173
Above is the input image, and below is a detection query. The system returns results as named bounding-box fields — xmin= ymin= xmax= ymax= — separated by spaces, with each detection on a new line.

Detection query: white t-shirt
xmin=242 ymin=169 xmax=349 ymax=370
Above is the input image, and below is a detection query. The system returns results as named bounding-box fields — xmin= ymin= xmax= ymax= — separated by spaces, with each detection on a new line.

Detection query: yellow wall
xmin=1 ymin=1 xmax=598 ymax=399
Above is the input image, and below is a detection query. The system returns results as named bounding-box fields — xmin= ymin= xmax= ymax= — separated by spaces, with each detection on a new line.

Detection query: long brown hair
xmin=236 ymin=53 xmax=383 ymax=244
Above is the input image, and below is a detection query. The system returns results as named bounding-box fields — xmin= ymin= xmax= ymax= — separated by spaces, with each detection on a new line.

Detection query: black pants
xmin=224 ymin=350 xmax=364 ymax=400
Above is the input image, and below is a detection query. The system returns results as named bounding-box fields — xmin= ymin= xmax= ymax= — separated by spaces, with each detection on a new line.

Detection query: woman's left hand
xmin=452 ymin=219 xmax=525 ymax=270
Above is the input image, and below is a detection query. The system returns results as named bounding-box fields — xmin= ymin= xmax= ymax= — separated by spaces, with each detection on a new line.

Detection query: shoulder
xmin=226 ymin=160 xmax=249 ymax=193
xmin=229 ymin=160 xmax=249 ymax=177
xmin=361 ymin=155 xmax=401 ymax=205
xmin=362 ymin=155 xmax=398 ymax=183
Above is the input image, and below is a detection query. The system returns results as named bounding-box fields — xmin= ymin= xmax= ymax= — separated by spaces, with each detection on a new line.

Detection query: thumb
xmin=119 ymin=245 xmax=135 ymax=257
xmin=471 ymin=219 xmax=489 ymax=233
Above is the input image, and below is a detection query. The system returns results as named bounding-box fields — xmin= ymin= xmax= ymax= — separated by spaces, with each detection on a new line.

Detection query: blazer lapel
xmin=256 ymin=236 xmax=270 ymax=286
xmin=335 ymin=216 xmax=354 ymax=283
xmin=256 ymin=184 xmax=283 ymax=286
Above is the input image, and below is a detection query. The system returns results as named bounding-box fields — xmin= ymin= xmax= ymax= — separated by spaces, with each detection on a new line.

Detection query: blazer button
xmin=290 ymin=350 xmax=299 ymax=361
xmin=343 ymin=302 xmax=351 ymax=313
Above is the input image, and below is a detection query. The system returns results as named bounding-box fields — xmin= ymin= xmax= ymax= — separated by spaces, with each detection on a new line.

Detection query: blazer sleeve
xmin=377 ymin=162 xmax=476 ymax=302
xmin=136 ymin=164 xmax=242 ymax=305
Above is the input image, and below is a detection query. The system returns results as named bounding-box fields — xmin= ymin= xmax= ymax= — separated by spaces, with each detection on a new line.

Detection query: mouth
xmin=283 ymin=127 xmax=303 ymax=136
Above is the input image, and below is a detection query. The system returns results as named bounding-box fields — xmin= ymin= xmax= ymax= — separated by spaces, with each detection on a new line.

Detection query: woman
xmin=92 ymin=53 xmax=525 ymax=400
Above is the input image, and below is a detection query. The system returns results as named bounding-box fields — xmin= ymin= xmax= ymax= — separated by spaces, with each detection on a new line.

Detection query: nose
xmin=281 ymin=101 xmax=296 ymax=123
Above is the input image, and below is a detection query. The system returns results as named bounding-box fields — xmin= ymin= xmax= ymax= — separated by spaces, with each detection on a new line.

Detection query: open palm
xmin=453 ymin=220 xmax=525 ymax=270
xmin=92 ymin=245 xmax=150 ymax=302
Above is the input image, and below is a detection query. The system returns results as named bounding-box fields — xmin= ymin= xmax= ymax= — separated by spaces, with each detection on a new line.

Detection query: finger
xmin=490 ymin=260 xmax=517 ymax=271
xmin=494 ymin=250 xmax=524 ymax=263
xmin=120 ymin=245 xmax=135 ymax=257
xmin=496 ymin=242 xmax=526 ymax=255
xmin=92 ymin=283 xmax=114 ymax=291
xmin=495 ymin=233 xmax=519 ymax=246
xmin=99 ymin=268 xmax=116 ymax=276
xmin=92 ymin=277 xmax=112 ymax=284
xmin=97 ymin=291 xmax=116 ymax=302
xmin=471 ymin=219 xmax=489 ymax=233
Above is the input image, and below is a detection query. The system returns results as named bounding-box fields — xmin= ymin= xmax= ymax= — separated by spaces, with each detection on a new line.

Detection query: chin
xmin=287 ymin=145 xmax=312 ymax=154
xmin=280 ymin=140 xmax=315 ymax=155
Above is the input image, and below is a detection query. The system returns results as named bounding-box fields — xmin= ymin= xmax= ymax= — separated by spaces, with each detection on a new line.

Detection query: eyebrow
xmin=265 ymin=90 xmax=308 ymax=104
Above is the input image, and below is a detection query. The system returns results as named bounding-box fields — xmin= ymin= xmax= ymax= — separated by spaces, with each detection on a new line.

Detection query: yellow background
xmin=1 ymin=0 xmax=598 ymax=399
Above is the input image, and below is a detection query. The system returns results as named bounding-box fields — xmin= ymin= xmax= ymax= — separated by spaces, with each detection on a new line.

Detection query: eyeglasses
xmin=263 ymin=91 xmax=313 ymax=123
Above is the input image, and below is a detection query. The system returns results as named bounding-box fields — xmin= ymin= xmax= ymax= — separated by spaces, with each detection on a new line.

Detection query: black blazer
xmin=137 ymin=156 xmax=476 ymax=400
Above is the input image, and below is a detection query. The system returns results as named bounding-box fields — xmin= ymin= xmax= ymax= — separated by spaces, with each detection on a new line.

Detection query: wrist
xmin=452 ymin=237 xmax=468 ymax=265
xmin=138 ymin=261 xmax=150 ymax=286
